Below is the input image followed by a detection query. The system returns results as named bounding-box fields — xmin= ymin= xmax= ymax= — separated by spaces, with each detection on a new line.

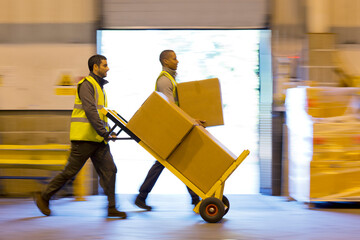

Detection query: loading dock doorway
xmin=97 ymin=29 xmax=271 ymax=195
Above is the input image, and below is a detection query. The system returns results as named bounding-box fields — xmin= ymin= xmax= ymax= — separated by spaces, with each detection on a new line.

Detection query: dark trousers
xmin=138 ymin=160 xmax=199 ymax=202
xmin=42 ymin=141 xmax=117 ymax=208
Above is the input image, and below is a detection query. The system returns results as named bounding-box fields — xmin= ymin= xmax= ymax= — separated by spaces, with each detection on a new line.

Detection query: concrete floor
xmin=1 ymin=194 xmax=360 ymax=240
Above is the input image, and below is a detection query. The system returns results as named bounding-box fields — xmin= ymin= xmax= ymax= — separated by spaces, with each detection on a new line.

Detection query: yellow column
xmin=73 ymin=160 xmax=92 ymax=201
xmin=306 ymin=0 xmax=330 ymax=33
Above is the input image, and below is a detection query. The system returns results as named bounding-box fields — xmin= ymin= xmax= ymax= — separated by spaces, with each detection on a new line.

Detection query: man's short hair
xmin=88 ymin=54 xmax=107 ymax=72
xmin=159 ymin=50 xmax=174 ymax=66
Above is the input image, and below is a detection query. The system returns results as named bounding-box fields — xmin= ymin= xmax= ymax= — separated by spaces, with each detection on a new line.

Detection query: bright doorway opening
xmin=97 ymin=29 xmax=266 ymax=195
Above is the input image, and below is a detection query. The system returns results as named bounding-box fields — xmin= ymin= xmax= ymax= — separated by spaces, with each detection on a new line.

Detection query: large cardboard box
xmin=127 ymin=91 xmax=197 ymax=159
xmin=310 ymin=161 xmax=360 ymax=200
xmin=307 ymin=67 xmax=338 ymax=85
xmin=177 ymin=78 xmax=224 ymax=127
xmin=312 ymin=122 xmax=360 ymax=161
xmin=286 ymin=87 xmax=360 ymax=202
xmin=167 ymin=125 xmax=236 ymax=193
xmin=306 ymin=87 xmax=358 ymax=118
xmin=307 ymin=33 xmax=335 ymax=50
xmin=308 ymin=51 xmax=334 ymax=66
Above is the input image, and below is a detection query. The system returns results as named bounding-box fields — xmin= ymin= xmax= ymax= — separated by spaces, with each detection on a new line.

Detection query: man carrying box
xmin=134 ymin=50 xmax=201 ymax=210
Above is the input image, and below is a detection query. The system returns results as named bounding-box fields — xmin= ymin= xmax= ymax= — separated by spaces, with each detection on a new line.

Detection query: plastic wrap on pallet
xmin=305 ymin=87 xmax=359 ymax=118
xmin=310 ymin=160 xmax=360 ymax=201
xmin=313 ymin=122 xmax=360 ymax=161
xmin=285 ymin=87 xmax=360 ymax=202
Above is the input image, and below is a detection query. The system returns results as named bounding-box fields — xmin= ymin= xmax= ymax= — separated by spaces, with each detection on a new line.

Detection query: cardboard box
xmin=308 ymin=51 xmax=334 ymax=66
xmin=167 ymin=125 xmax=237 ymax=193
xmin=306 ymin=87 xmax=358 ymax=117
xmin=307 ymin=33 xmax=335 ymax=50
xmin=127 ymin=91 xmax=197 ymax=159
xmin=177 ymin=78 xmax=224 ymax=127
xmin=312 ymin=122 xmax=360 ymax=161
xmin=307 ymin=67 xmax=338 ymax=85
xmin=310 ymin=160 xmax=360 ymax=199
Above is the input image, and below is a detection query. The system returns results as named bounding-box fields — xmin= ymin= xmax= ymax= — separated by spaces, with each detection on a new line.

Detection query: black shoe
xmin=107 ymin=207 xmax=127 ymax=218
xmin=34 ymin=192 xmax=51 ymax=216
xmin=192 ymin=198 xmax=200 ymax=206
xmin=134 ymin=196 xmax=152 ymax=211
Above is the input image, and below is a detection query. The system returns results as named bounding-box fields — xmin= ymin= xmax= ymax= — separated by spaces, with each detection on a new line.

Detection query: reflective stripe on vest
xmin=70 ymin=76 xmax=109 ymax=142
xmin=155 ymin=71 xmax=179 ymax=106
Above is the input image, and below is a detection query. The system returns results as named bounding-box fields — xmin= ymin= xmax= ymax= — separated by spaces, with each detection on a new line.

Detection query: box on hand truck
xmin=103 ymin=91 xmax=250 ymax=223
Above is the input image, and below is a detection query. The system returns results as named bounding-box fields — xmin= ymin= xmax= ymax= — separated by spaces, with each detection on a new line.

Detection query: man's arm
xmin=78 ymin=80 xmax=109 ymax=138
xmin=157 ymin=76 xmax=206 ymax=127
xmin=156 ymin=76 xmax=175 ymax=103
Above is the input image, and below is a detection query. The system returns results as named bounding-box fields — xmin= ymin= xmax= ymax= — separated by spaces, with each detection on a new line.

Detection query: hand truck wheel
xmin=222 ymin=195 xmax=230 ymax=215
xmin=199 ymin=197 xmax=225 ymax=223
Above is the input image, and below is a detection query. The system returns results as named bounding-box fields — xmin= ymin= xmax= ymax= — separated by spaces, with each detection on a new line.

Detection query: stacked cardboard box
xmin=313 ymin=122 xmax=360 ymax=161
xmin=307 ymin=33 xmax=335 ymax=50
xmin=167 ymin=125 xmax=236 ymax=193
xmin=127 ymin=91 xmax=196 ymax=159
xmin=310 ymin=160 xmax=360 ymax=199
xmin=304 ymin=33 xmax=339 ymax=86
xmin=306 ymin=87 xmax=358 ymax=118
xmin=177 ymin=78 xmax=224 ymax=127
xmin=127 ymin=90 xmax=237 ymax=193
xmin=286 ymin=87 xmax=360 ymax=202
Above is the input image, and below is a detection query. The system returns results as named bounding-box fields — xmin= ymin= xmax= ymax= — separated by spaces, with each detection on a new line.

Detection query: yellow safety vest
xmin=70 ymin=76 xmax=109 ymax=142
xmin=155 ymin=71 xmax=179 ymax=106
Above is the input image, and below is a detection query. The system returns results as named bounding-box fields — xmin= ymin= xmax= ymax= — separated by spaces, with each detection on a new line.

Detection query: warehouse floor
xmin=1 ymin=194 xmax=360 ymax=240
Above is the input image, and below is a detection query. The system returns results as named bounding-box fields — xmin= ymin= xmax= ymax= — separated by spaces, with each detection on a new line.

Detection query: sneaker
xmin=107 ymin=207 xmax=127 ymax=218
xmin=134 ymin=196 xmax=152 ymax=211
xmin=34 ymin=192 xmax=51 ymax=216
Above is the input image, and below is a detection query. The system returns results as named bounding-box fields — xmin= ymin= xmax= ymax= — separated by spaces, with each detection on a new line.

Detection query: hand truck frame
xmin=102 ymin=108 xmax=250 ymax=223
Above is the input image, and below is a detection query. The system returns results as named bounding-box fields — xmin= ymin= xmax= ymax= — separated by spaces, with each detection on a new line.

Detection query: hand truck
xmin=102 ymin=108 xmax=250 ymax=223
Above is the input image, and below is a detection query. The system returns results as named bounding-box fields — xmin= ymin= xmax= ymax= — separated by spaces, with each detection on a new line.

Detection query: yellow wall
xmin=0 ymin=0 xmax=98 ymax=23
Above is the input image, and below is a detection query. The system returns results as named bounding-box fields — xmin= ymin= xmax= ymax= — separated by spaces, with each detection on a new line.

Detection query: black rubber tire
xmin=222 ymin=195 xmax=230 ymax=215
xmin=199 ymin=197 xmax=225 ymax=223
